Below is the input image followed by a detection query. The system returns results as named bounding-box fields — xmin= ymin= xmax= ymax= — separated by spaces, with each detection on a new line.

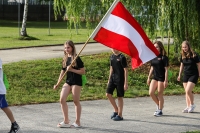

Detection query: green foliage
xmin=183 ymin=131 xmax=200 ymax=133
xmin=54 ymin=0 xmax=200 ymax=54
xmin=3 ymin=52 xmax=200 ymax=106
xmin=18 ymin=36 xmax=39 ymax=40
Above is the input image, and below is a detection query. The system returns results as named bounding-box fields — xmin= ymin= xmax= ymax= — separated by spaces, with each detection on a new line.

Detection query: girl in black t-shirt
xmin=177 ymin=41 xmax=200 ymax=113
xmin=54 ymin=40 xmax=85 ymax=128
xmin=147 ymin=41 xmax=169 ymax=117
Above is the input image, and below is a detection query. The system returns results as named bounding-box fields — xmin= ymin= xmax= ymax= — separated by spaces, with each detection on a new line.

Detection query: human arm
xmin=164 ymin=67 xmax=168 ymax=88
xmin=66 ymin=56 xmax=85 ymax=75
xmin=124 ymin=67 xmax=128 ymax=91
xmin=197 ymin=62 xmax=200 ymax=77
xmin=107 ymin=66 xmax=113 ymax=85
xmin=177 ymin=63 xmax=183 ymax=81
xmin=53 ymin=70 xmax=65 ymax=90
xmin=147 ymin=66 xmax=153 ymax=85
xmin=67 ymin=66 xmax=85 ymax=75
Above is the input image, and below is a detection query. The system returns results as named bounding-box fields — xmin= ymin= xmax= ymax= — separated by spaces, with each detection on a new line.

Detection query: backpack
xmin=82 ymin=74 xmax=87 ymax=86
xmin=76 ymin=57 xmax=87 ymax=86
xmin=3 ymin=72 xmax=9 ymax=89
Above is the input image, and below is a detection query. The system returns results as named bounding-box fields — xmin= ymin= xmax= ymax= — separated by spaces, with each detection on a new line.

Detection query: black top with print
xmin=62 ymin=56 xmax=84 ymax=84
xmin=151 ymin=54 xmax=169 ymax=79
xmin=180 ymin=55 xmax=199 ymax=76
xmin=110 ymin=53 xmax=128 ymax=85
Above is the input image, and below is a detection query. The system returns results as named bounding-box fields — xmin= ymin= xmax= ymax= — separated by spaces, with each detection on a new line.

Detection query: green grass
xmin=0 ymin=20 xmax=96 ymax=49
xmin=3 ymin=52 xmax=200 ymax=106
xmin=183 ymin=131 xmax=200 ymax=133
xmin=0 ymin=20 xmax=170 ymax=49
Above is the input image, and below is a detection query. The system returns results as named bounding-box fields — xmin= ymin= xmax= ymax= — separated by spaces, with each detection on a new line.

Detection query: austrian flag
xmin=90 ymin=0 xmax=159 ymax=69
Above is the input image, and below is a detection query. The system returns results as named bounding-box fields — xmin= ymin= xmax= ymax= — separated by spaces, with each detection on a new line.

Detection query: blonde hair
xmin=62 ymin=40 xmax=77 ymax=68
xmin=154 ymin=41 xmax=166 ymax=56
xmin=181 ymin=40 xmax=196 ymax=59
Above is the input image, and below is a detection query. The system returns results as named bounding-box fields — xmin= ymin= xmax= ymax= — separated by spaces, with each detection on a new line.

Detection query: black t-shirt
xmin=110 ymin=53 xmax=128 ymax=84
xmin=62 ymin=56 xmax=84 ymax=84
xmin=151 ymin=54 xmax=169 ymax=79
xmin=180 ymin=55 xmax=199 ymax=76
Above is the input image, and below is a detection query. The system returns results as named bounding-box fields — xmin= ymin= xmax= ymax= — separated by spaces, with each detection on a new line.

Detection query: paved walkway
xmin=0 ymin=42 xmax=200 ymax=133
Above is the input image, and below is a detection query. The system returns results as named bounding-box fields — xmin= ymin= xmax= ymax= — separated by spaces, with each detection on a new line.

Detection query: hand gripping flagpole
xmin=54 ymin=0 xmax=120 ymax=89
xmin=54 ymin=38 xmax=91 ymax=89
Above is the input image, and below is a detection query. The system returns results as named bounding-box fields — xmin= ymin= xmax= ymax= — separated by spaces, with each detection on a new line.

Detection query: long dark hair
xmin=62 ymin=40 xmax=77 ymax=68
xmin=154 ymin=41 xmax=166 ymax=56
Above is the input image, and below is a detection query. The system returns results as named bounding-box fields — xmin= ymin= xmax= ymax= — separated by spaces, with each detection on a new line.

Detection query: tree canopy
xmin=54 ymin=0 xmax=200 ymax=52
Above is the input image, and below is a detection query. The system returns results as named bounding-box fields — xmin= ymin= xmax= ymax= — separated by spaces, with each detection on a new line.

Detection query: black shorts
xmin=153 ymin=76 xmax=165 ymax=82
xmin=106 ymin=82 xmax=124 ymax=97
xmin=66 ymin=81 xmax=82 ymax=86
xmin=183 ymin=74 xmax=199 ymax=84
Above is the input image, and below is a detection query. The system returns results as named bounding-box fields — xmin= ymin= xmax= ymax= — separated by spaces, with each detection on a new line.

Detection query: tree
xmin=21 ymin=0 xmax=29 ymax=36
xmin=54 ymin=0 xmax=200 ymax=52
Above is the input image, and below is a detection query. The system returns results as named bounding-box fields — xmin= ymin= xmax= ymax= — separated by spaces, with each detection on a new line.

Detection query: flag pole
xmin=55 ymin=0 xmax=119 ymax=88
xmin=90 ymin=0 xmax=120 ymax=39
xmin=55 ymin=37 xmax=91 ymax=88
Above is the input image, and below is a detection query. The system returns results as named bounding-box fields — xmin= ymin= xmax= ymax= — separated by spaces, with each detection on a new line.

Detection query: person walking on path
xmin=54 ymin=40 xmax=85 ymax=128
xmin=147 ymin=41 xmax=169 ymax=117
xmin=177 ymin=40 xmax=200 ymax=113
xmin=0 ymin=59 xmax=20 ymax=133
xmin=106 ymin=49 xmax=128 ymax=121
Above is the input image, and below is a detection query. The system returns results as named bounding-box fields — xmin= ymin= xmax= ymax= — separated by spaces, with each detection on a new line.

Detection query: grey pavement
xmin=1 ymin=41 xmax=200 ymax=133
xmin=1 ymin=95 xmax=200 ymax=133
xmin=0 ymin=43 xmax=111 ymax=64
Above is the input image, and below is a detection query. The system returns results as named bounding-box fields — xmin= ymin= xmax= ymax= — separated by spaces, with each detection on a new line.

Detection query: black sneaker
xmin=8 ymin=122 xmax=20 ymax=133
xmin=111 ymin=112 xmax=118 ymax=119
xmin=113 ymin=115 xmax=123 ymax=121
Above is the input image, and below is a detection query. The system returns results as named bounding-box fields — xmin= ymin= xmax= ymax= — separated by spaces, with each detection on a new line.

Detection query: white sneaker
xmin=188 ymin=104 xmax=196 ymax=113
xmin=182 ymin=107 xmax=189 ymax=113
xmin=154 ymin=110 xmax=163 ymax=117
xmin=153 ymin=105 xmax=159 ymax=116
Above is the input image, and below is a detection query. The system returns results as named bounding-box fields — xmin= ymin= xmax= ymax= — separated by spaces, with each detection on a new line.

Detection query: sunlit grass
xmin=3 ymin=52 xmax=200 ymax=106
xmin=0 ymin=20 xmax=95 ymax=49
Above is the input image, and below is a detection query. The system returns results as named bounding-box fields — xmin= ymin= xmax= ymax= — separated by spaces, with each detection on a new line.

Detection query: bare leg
xmin=157 ymin=81 xmax=164 ymax=110
xmin=106 ymin=93 xmax=118 ymax=113
xmin=71 ymin=85 xmax=82 ymax=126
xmin=59 ymin=83 xmax=71 ymax=124
xmin=149 ymin=80 xmax=159 ymax=106
xmin=117 ymin=97 xmax=123 ymax=117
xmin=183 ymin=83 xmax=190 ymax=107
xmin=1 ymin=107 xmax=15 ymax=123
xmin=185 ymin=82 xmax=195 ymax=106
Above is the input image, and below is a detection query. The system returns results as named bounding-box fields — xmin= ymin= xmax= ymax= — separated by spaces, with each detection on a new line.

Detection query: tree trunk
xmin=21 ymin=0 xmax=29 ymax=36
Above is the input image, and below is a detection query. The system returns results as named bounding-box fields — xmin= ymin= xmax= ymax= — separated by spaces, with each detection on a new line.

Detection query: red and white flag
xmin=90 ymin=0 xmax=159 ymax=69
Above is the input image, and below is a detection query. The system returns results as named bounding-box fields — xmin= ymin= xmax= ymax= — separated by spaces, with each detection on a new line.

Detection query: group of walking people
xmin=148 ymin=40 xmax=200 ymax=116
xmin=52 ymin=40 xmax=200 ymax=127
xmin=1 ymin=39 xmax=200 ymax=132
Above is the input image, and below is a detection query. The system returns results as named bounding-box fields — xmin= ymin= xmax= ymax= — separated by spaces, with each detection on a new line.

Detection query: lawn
xmin=0 ymin=20 xmax=170 ymax=49
xmin=3 ymin=52 xmax=200 ymax=106
xmin=0 ymin=20 xmax=96 ymax=49
xmin=2 ymin=20 xmax=199 ymax=106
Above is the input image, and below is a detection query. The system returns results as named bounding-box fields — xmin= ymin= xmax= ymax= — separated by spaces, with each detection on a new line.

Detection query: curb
xmin=0 ymin=41 xmax=97 ymax=50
